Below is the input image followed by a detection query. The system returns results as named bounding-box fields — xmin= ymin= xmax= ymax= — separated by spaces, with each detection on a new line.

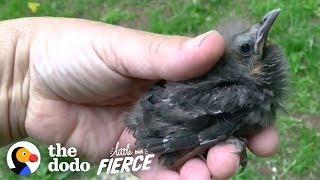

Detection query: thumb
xmin=28 ymin=19 xmax=224 ymax=104
xmin=94 ymin=26 xmax=225 ymax=81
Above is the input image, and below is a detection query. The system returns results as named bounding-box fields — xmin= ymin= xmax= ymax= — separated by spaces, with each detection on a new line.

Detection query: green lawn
xmin=0 ymin=0 xmax=319 ymax=179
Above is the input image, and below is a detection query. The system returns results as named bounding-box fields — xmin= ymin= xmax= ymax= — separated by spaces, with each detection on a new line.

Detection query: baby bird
xmin=125 ymin=9 xmax=288 ymax=170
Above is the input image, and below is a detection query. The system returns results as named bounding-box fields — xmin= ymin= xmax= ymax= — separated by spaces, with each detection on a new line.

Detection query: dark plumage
xmin=125 ymin=9 xmax=288 ymax=170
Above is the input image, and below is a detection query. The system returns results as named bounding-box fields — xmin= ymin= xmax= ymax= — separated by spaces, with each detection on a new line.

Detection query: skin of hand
xmin=0 ymin=18 xmax=279 ymax=180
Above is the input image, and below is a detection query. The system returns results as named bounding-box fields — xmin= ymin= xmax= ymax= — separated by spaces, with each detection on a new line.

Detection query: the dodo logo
xmin=7 ymin=141 xmax=41 ymax=176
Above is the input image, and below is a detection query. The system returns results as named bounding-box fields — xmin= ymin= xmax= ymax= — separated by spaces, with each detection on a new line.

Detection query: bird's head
xmin=220 ymin=9 xmax=287 ymax=95
xmin=13 ymin=147 xmax=38 ymax=163
xmin=224 ymin=9 xmax=281 ymax=69
xmin=215 ymin=8 xmax=288 ymax=102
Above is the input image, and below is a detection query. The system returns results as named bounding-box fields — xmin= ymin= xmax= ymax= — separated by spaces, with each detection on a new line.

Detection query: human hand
xmin=0 ymin=18 xmax=279 ymax=179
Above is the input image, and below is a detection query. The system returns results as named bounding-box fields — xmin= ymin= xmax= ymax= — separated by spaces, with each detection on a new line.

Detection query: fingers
xmin=139 ymin=164 xmax=179 ymax=180
xmin=138 ymin=157 xmax=211 ymax=180
xmin=152 ymin=170 xmax=180 ymax=180
xmin=206 ymin=125 xmax=280 ymax=179
xmin=131 ymin=125 xmax=279 ymax=180
xmin=135 ymin=150 xmax=180 ymax=180
xmin=180 ymin=158 xmax=211 ymax=180
xmin=27 ymin=18 xmax=223 ymax=104
xmin=207 ymin=144 xmax=240 ymax=179
xmin=94 ymin=23 xmax=225 ymax=81
xmin=247 ymin=124 xmax=279 ymax=157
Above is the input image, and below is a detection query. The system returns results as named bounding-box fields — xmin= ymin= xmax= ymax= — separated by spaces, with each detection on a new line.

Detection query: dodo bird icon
xmin=7 ymin=141 xmax=41 ymax=176
xmin=10 ymin=147 xmax=38 ymax=176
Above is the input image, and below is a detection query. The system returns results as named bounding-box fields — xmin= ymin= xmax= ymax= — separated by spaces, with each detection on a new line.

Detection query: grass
xmin=0 ymin=0 xmax=319 ymax=179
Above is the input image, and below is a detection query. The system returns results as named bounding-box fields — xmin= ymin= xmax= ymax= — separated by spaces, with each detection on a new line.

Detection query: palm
xmin=24 ymin=32 xmax=149 ymax=161
xmin=26 ymin=95 xmax=134 ymax=162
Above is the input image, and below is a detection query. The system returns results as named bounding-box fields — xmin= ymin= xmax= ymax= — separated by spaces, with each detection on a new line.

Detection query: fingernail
xmin=185 ymin=30 xmax=217 ymax=48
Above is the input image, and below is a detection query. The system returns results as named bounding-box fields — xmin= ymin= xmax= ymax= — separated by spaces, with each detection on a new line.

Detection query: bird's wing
xmin=132 ymin=82 xmax=265 ymax=155
xmin=171 ymin=80 xmax=263 ymax=115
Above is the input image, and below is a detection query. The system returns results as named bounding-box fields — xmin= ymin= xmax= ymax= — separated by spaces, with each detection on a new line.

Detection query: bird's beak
xmin=254 ymin=8 xmax=281 ymax=53
xmin=29 ymin=154 xmax=38 ymax=162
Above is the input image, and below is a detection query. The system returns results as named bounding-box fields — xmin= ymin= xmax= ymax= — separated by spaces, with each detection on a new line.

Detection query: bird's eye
xmin=263 ymin=17 xmax=267 ymax=22
xmin=240 ymin=43 xmax=253 ymax=55
xmin=22 ymin=152 xmax=26 ymax=156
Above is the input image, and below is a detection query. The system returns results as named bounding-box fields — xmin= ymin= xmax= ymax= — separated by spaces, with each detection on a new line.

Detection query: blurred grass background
xmin=0 ymin=0 xmax=319 ymax=179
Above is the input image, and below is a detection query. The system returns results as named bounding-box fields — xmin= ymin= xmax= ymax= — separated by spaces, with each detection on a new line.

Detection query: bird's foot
xmin=218 ymin=137 xmax=248 ymax=173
